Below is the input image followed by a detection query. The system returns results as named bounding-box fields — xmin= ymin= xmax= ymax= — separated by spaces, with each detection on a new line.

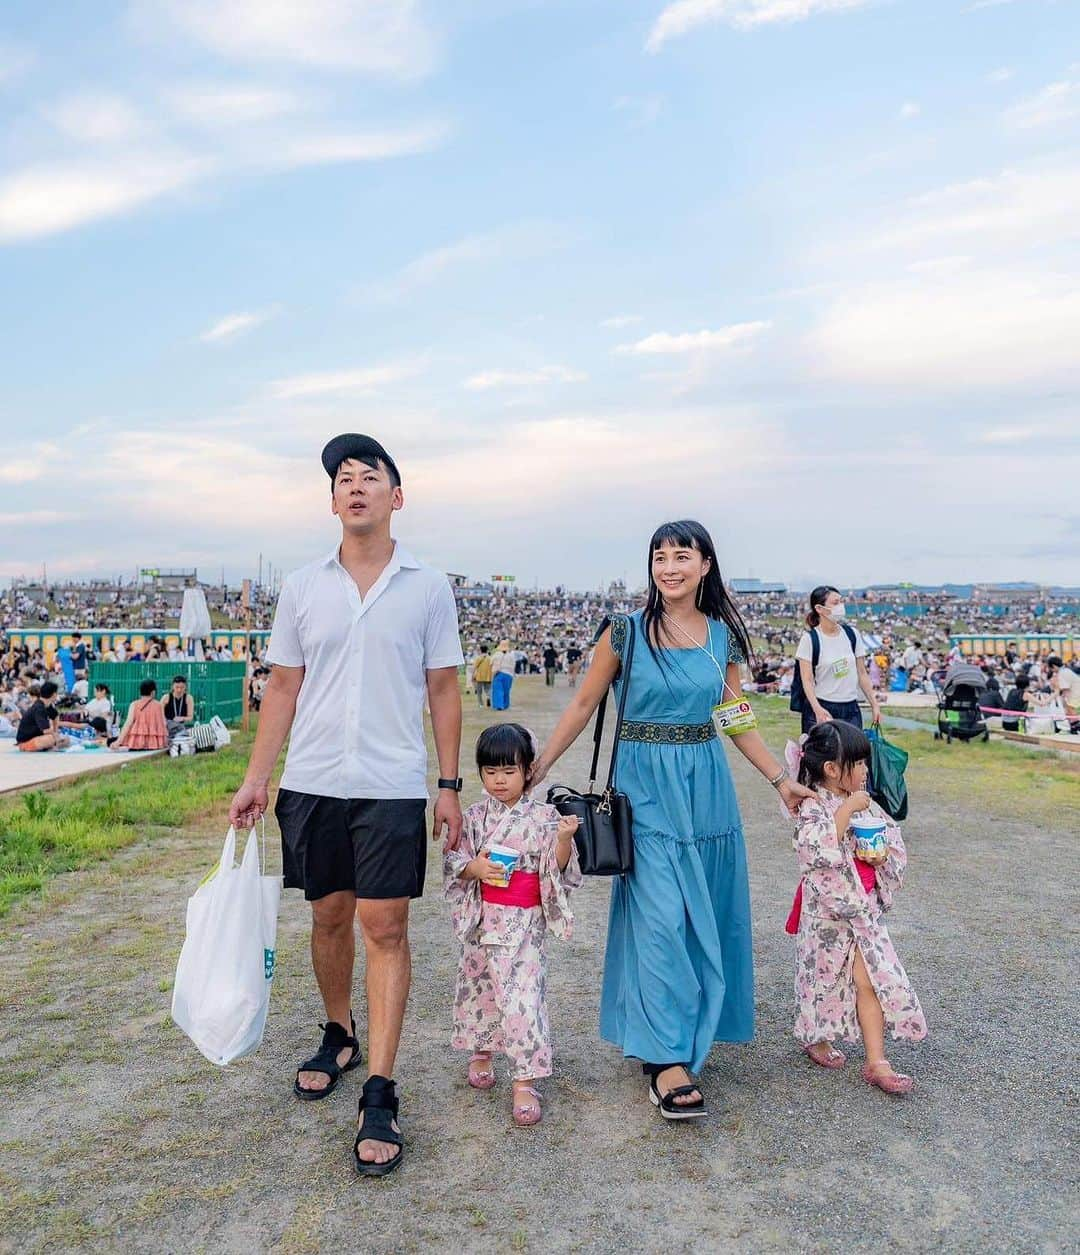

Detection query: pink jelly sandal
xmin=468 ymin=1053 xmax=496 ymax=1090
xmin=512 ymin=1083 xmax=542 ymax=1126
xmin=804 ymin=1043 xmax=846 ymax=1070
xmin=862 ymin=1060 xmax=914 ymax=1094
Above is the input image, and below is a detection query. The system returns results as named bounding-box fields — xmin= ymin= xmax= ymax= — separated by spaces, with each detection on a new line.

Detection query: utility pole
xmin=241 ymin=578 xmax=252 ymax=733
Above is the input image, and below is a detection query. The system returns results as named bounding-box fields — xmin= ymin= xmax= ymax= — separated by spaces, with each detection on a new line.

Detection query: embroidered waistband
xmin=619 ymin=719 xmax=716 ymax=744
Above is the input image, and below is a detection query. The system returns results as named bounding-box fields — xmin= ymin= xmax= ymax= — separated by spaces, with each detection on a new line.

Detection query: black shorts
xmin=275 ymin=789 xmax=428 ymax=902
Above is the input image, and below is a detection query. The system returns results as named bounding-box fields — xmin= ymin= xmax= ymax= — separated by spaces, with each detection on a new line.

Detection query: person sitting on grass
xmin=15 ymin=680 xmax=70 ymax=752
xmin=111 ymin=679 xmax=169 ymax=751
xmin=162 ymin=675 xmax=194 ymax=739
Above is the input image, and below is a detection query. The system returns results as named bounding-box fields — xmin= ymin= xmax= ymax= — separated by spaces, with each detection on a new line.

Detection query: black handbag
xmin=547 ymin=616 xmax=636 ymax=876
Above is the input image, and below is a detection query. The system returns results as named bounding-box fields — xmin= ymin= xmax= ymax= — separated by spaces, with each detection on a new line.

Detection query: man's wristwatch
xmin=437 ymin=777 xmax=463 ymax=792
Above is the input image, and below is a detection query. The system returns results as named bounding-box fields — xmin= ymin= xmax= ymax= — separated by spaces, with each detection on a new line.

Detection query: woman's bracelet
xmin=767 ymin=766 xmax=789 ymax=789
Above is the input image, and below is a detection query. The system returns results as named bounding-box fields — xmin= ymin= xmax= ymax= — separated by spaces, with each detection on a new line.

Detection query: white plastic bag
xmin=209 ymin=715 xmax=231 ymax=748
xmin=171 ymin=825 xmax=281 ymax=1066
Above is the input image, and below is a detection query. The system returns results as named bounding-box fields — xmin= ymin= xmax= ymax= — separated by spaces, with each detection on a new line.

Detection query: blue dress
xmin=599 ymin=611 xmax=754 ymax=1073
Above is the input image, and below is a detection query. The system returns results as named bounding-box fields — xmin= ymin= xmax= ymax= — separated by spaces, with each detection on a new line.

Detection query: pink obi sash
xmin=784 ymin=859 xmax=878 ymax=935
xmin=481 ymin=871 xmax=541 ymax=909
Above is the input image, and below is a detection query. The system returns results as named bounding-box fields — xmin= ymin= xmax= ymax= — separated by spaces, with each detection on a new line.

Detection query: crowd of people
xmin=2 ymin=580 xmax=1076 ymax=750
xmin=0 ymin=578 xmax=276 ymax=633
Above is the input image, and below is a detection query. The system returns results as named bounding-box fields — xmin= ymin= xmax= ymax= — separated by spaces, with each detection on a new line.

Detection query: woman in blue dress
xmin=531 ymin=521 xmax=811 ymax=1119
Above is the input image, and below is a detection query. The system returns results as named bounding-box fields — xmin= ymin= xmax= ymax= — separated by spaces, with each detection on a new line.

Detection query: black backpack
xmin=789 ymin=624 xmax=858 ymax=713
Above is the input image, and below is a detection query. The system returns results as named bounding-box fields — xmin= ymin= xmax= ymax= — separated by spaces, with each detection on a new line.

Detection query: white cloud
xmin=646 ymin=0 xmax=870 ymax=51
xmin=986 ymin=67 xmax=1015 ymax=83
xmin=0 ymin=511 xmax=82 ymax=525
xmin=0 ymin=461 xmax=46 ymax=484
xmin=273 ymin=122 xmax=448 ymax=169
xmin=1004 ymin=77 xmax=1080 ymax=130
xmin=165 ymin=83 xmax=300 ymax=127
xmin=977 ymin=424 xmax=1056 ymax=445
xmin=463 ymin=366 xmax=587 ymax=391
xmin=869 ymin=162 xmax=1080 ymax=254
xmin=200 ymin=308 xmax=279 ymax=343
xmin=0 ymin=154 xmax=211 ymax=242
xmin=600 ymin=313 xmax=643 ymax=328
xmin=0 ymin=116 xmax=446 ymax=242
xmin=899 ymin=101 xmax=920 ymax=120
xmin=615 ymin=322 xmax=771 ymax=354
xmin=367 ymin=221 xmax=571 ymax=301
xmin=138 ymin=0 xmax=436 ymax=79
xmin=44 ymin=93 xmax=149 ymax=144
xmin=808 ymin=269 xmax=1080 ymax=389
xmin=267 ymin=361 xmax=422 ymax=399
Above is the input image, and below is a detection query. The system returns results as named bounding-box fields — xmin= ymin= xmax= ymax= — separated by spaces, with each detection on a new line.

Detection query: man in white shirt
xmin=229 ymin=434 xmax=464 ymax=1178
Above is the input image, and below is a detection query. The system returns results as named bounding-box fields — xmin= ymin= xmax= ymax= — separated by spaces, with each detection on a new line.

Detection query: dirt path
xmin=1 ymin=678 xmax=1076 ymax=1253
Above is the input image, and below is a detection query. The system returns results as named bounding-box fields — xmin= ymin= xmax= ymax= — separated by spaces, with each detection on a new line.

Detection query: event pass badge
xmin=712 ymin=697 xmax=758 ymax=737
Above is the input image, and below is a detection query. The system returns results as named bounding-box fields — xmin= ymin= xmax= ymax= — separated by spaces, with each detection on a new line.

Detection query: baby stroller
xmin=934 ymin=663 xmax=989 ymax=743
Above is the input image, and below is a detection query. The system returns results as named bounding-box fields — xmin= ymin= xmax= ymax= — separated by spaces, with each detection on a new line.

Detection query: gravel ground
xmin=0 ymin=677 xmax=1076 ymax=1254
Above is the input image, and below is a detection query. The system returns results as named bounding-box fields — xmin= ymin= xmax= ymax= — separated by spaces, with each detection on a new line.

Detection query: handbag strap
xmin=588 ymin=616 xmax=637 ymax=792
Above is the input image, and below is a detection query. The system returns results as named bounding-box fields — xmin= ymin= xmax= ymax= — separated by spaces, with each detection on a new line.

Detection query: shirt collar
xmin=324 ymin=540 xmax=421 ymax=571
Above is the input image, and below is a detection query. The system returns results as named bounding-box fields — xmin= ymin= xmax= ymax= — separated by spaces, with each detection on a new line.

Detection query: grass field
xmin=2 ymin=688 xmax=1075 ymax=921
xmin=0 ymin=736 xmax=256 ymax=917
xmin=751 ymin=695 xmax=1079 ymax=825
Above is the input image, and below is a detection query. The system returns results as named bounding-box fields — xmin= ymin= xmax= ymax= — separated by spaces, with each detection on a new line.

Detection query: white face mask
xmin=828 ymin=602 xmax=847 ymax=621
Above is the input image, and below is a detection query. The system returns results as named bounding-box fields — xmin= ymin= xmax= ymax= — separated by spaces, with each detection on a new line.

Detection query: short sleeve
xmin=607 ymin=614 xmax=628 ymax=660
xmin=265 ymin=578 xmax=304 ymax=668
xmin=424 ymin=578 xmax=465 ymax=670
xmin=726 ymin=627 xmax=746 ymax=664
xmin=795 ymin=632 xmax=813 ymax=662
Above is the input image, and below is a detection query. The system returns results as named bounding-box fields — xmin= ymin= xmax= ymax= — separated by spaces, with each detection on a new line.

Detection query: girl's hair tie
xmin=784 ymin=734 xmax=807 ymax=778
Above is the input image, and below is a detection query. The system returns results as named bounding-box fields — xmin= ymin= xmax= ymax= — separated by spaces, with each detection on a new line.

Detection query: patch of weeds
xmin=470 ymin=1208 xmax=487 ymax=1228
xmin=0 ymin=731 xmax=277 ymax=918
xmin=511 ymin=1231 xmax=528 ymax=1251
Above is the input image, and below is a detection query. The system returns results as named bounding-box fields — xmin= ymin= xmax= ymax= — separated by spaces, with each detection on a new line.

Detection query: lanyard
xmin=663 ymin=614 xmax=740 ymax=703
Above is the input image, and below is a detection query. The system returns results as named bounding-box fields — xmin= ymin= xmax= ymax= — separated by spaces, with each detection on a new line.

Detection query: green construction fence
xmin=87 ymin=661 xmax=246 ymax=726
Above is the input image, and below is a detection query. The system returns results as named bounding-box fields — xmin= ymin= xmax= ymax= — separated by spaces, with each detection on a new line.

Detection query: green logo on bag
xmin=264 ymin=948 xmax=275 ymax=980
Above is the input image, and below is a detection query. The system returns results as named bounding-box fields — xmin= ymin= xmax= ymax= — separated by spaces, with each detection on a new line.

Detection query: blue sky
xmin=1 ymin=0 xmax=1077 ymax=592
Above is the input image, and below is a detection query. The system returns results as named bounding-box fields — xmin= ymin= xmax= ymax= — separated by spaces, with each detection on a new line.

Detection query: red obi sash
xmin=481 ymin=871 xmax=541 ymax=908
xmin=784 ymin=859 xmax=878 ymax=935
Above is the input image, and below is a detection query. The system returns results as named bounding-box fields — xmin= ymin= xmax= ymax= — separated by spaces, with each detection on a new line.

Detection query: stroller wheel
xmin=982 ymin=731 xmax=989 ymax=742
xmin=934 ymin=731 xmax=941 ymax=740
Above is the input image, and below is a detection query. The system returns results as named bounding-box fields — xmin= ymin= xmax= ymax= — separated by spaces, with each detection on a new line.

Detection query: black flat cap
xmin=321 ymin=433 xmax=401 ymax=485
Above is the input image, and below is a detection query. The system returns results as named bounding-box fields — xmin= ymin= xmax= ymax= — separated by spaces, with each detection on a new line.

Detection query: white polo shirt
xmin=266 ymin=543 xmax=464 ymax=800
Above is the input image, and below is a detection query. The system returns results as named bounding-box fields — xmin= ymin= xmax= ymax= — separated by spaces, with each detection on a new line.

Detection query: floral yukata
xmin=444 ymin=795 xmax=581 ymax=1080
xmin=792 ymin=790 xmax=927 ymax=1047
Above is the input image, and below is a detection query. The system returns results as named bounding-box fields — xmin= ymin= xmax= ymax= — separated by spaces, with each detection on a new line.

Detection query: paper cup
xmin=486 ymin=843 xmax=521 ymax=887
xmin=851 ymin=817 xmax=887 ymax=858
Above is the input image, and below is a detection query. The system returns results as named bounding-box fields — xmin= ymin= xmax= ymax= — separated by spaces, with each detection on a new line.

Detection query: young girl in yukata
xmin=444 ymin=723 xmax=581 ymax=1126
xmin=785 ymin=719 xmax=927 ymax=1094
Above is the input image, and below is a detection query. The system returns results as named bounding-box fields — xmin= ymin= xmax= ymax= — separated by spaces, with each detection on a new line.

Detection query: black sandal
xmin=643 ymin=1062 xmax=707 ymax=1121
xmin=293 ymin=1018 xmax=362 ymax=1101
xmin=354 ymin=1075 xmax=404 ymax=1177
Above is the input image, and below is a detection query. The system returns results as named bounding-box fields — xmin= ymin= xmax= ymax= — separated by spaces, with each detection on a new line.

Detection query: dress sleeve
xmin=607 ymin=614 xmax=628 ymax=661
xmin=794 ymin=799 xmax=870 ymax=920
xmin=726 ymin=626 xmax=747 ymax=664
xmin=537 ymin=804 xmax=581 ymax=941
xmin=443 ymin=809 xmax=482 ymax=942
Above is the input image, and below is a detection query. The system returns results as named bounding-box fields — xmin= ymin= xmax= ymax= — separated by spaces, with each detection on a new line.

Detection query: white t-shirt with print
xmin=796 ymin=626 xmax=866 ymax=703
